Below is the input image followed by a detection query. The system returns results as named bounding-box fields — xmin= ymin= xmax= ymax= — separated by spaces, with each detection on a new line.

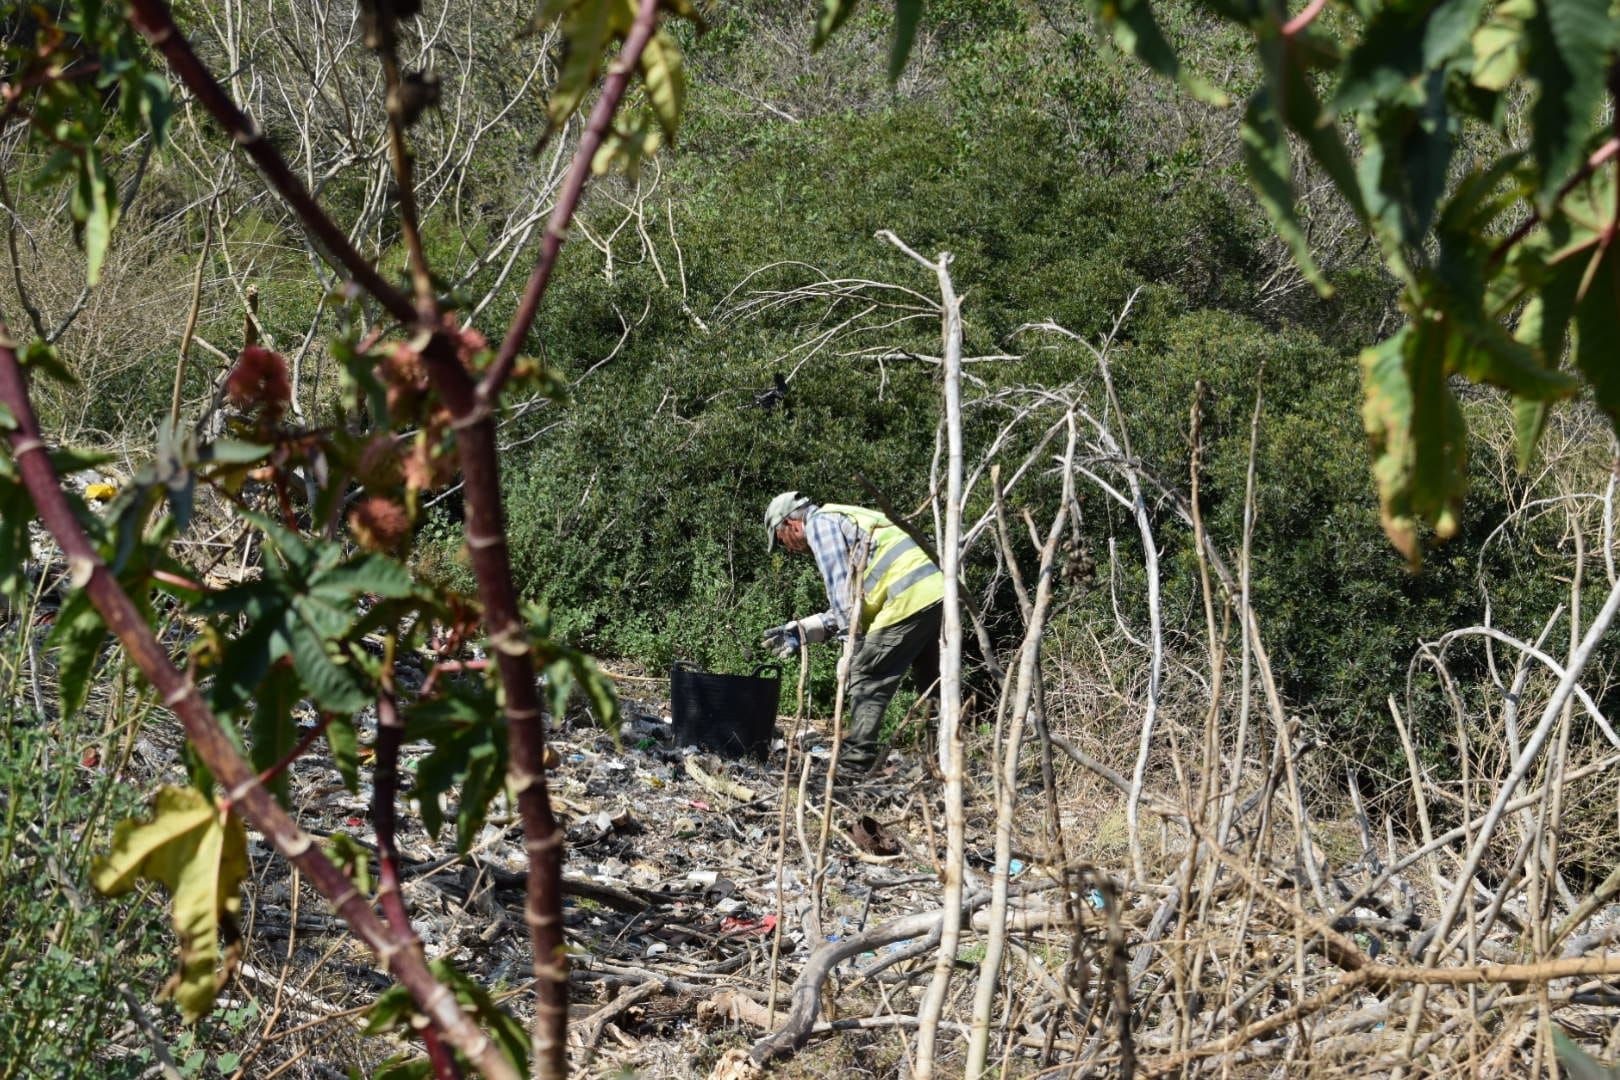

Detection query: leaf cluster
xmin=1089 ymin=0 xmax=1620 ymax=563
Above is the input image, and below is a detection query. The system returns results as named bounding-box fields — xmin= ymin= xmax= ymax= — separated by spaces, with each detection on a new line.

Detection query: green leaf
xmin=639 ymin=29 xmax=686 ymax=140
xmin=1553 ymin=1029 xmax=1620 ymax=1080
xmin=1092 ymin=0 xmax=1228 ymax=105
xmin=546 ymin=651 xmax=621 ymax=736
xmin=92 ymin=786 xmax=248 ymax=1021
xmin=889 ymin=0 xmax=923 ymax=81
xmin=207 ymin=602 xmax=281 ymax=716
xmin=75 ymin=147 xmax=119 ymax=286
xmin=1445 ymin=308 xmax=1576 ymax=399
xmin=307 ymin=554 xmax=415 ymax=603
xmin=1511 ymin=250 xmax=1584 ymax=465
xmin=1513 ymin=392 xmax=1551 ymax=468
xmin=192 ymin=579 xmax=281 ymax=619
xmin=407 ymin=683 xmax=506 ymax=851
xmin=363 ymin=984 xmax=417 ymax=1036
xmin=282 ymin=623 xmax=368 ymax=714
xmin=591 ymin=114 xmax=664 ymax=176
xmin=365 ymin=961 xmax=527 ymax=1074
xmin=1273 ymin=36 xmax=1365 ymax=221
xmin=48 ymin=445 xmax=117 ymax=475
xmin=431 ymin=959 xmax=529 ymax=1071
xmin=1360 ymin=322 xmax=1468 ymax=566
xmin=813 ymin=0 xmax=860 ymax=49
xmin=1336 ymin=0 xmax=1483 ymax=113
xmin=547 ymin=0 xmax=620 ymax=131
xmin=1471 ymin=0 xmax=1533 ymax=90
xmin=248 ymin=664 xmax=300 ymax=805
xmin=47 ymin=589 xmax=109 ymax=721
xmin=198 ymin=439 xmax=271 ymax=467
xmin=1354 ymin=80 xmax=1455 ymax=257
xmin=1571 ymin=242 xmax=1620 ymax=432
xmin=370 ymin=1056 xmax=432 ymax=1080
xmin=20 ymin=340 xmax=79 ymax=387
xmin=135 ymin=70 xmax=173 ymax=146
xmin=324 ymin=832 xmax=373 ymax=895
xmin=1241 ymin=87 xmax=1331 ymax=295
xmin=1526 ymin=0 xmax=1615 ymax=207
xmin=327 ymin=715 xmax=361 ymax=792
xmin=0 ymin=477 xmax=36 ymax=601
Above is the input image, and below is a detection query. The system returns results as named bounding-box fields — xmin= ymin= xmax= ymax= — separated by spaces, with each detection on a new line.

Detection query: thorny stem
xmin=479 ymin=0 xmax=661 ymax=403
xmin=121 ymin=4 xmax=659 ymax=1071
xmin=414 ymin=343 xmax=571 ymax=1078
xmin=0 ymin=324 xmax=519 ymax=1080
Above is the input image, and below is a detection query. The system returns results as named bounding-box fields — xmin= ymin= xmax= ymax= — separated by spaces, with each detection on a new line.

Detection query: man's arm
xmin=805 ymin=512 xmax=864 ymax=634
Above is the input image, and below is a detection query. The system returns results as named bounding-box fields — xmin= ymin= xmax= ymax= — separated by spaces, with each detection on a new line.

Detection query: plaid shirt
xmin=804 ymin=507 xmax=874 ymax=634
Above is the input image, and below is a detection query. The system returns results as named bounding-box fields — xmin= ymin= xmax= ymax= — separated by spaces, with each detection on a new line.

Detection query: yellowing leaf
xmin=1472 ymin=0 xmax=1532 ymax=91
xmin=547 ymin=1 xmax=618 ymax=130
xmin=1361 ymin=323 xmax=1468 ymax=567
xmin=84 ymin=482 xmax=117 ymax=501
xmin=639 ymin=29 xmax=686 ymax=140
xmin=92 ymin=786 xmax=248 ymax=1020
xmin=591 ymin=115 xmax=663 ymax=176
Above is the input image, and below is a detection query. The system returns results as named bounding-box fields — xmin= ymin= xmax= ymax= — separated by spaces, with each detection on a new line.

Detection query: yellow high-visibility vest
xmin=818 ymin=503 xmax=944 ymax=632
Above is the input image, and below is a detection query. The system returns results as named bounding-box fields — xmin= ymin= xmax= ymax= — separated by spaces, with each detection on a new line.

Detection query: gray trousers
xmin=842 ymin=602 xmax=942 ymax=769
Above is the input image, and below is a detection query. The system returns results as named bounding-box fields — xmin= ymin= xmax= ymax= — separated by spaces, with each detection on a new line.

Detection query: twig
xmin=750 ymin=890 xmax=993 ymax=1066
xmin=877 ymin=228 xmax=966 ymax=1080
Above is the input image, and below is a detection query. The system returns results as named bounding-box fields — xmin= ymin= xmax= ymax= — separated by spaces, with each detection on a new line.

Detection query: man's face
xmin=775 ymin=517 xmax=809 ymax=555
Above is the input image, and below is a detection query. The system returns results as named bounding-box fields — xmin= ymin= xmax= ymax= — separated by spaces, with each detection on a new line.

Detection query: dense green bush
xmin=477 ymin=12 xmax=1604 ymax=769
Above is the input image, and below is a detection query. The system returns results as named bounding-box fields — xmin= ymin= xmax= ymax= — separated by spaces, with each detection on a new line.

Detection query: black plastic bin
xmin=670 ymin=660 xmax=781 ymax=759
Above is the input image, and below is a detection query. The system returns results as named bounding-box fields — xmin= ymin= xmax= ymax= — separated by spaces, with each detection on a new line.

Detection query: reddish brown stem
xmin=420 ymin=658 xmax=488 ymax=697
xmin=417 ymin=341 xmax=571 ymax=1078
xmin=1282 ymin=0 xmax=1329 ymax=37
xmin=251 ymin=710 xmax=333 ymax=795
xmin=377 ymin=43 xmax=438 ymax=321
xmin=477 ymin=0 xmax=662 ymax=402
xmin=1489 ymin=137 xmax=1620 ymax=268
xmin=0 ymin=326 xmax=518 ymax=1080
xmin=376 ymin=662 xmax=460 ymax=1080
xmin=0 ymin=61 xmax=102 ymax=133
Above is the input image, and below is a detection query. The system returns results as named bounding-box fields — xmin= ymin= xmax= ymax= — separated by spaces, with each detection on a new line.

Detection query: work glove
xmin=762 ymin=622 xmax=801 ymax=658
xmin=762 ymin=613 xmax=836 ymax=658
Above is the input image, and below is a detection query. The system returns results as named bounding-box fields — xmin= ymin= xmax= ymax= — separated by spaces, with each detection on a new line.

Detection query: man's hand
xmin=762 ymin=622 xmax=801 ymax=658
xmin=763 ymin=614 xmax=836 ymax=659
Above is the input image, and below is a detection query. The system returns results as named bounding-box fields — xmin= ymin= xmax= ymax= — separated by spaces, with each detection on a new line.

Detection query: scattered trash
xmin=719 ymin=914 xmax=777 ymax=938
xmin=851 ymin=815 xmax=901 ymax=856
xmin=685 ymin=754 xmax=758 ymax=804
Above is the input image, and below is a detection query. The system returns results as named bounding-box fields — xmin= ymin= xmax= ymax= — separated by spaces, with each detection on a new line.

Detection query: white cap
xmin=764 ymin=491 xmax=810 ymax=551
